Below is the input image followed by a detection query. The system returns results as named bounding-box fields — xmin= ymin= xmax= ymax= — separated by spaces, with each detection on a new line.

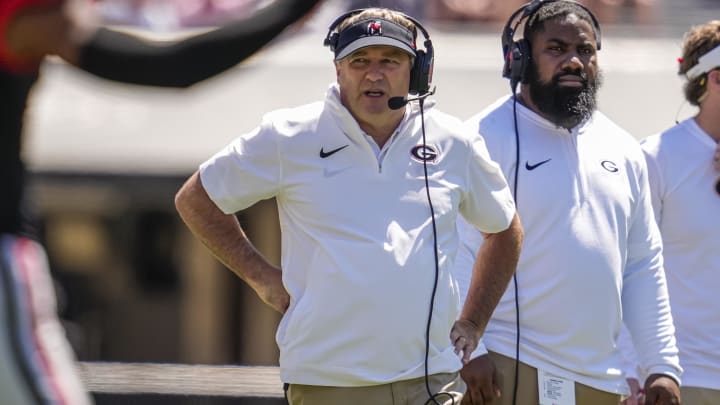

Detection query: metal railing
xmin=79 ymin=362 xmax=285 ymax=402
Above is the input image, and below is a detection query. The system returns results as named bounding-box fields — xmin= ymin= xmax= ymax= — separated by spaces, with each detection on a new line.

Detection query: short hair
xmin=678 ymin=20 xmax=720 ymax=106
xmin=523 ymin=1 xmax=599 ymax=47
xmin=337 ymin=8 xmax=416 ymax=37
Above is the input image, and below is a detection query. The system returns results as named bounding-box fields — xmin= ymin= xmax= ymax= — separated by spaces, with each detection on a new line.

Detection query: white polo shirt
xmin=200 ymin=84 xmax=516 ymax=386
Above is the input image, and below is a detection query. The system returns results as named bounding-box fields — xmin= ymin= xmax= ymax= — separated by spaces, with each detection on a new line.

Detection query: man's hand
xmin=622 ymin=377 xmax=643 ymax=405
xmin=643 ymin=374 xmax=680 ymax=404
xmin=450 ymin=319 xmax=482 ymax=364
xmin=460 ymin=354 xmax=501 ymax=405
xmin=253 ymin=267 xmax=289 ymax=314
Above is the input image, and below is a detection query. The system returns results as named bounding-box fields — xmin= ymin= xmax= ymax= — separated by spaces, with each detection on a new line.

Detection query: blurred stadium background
xmin=19 ymin=0 xmax=720 ymax=402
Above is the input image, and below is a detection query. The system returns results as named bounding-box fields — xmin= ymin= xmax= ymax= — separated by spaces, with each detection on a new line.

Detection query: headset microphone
xmin=388 ymin=87 xmax=437 ymax=110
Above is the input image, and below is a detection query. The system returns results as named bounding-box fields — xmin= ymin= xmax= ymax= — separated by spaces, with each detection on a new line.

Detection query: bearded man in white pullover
xmin=454 ymin=1 xmax=682 ymax=404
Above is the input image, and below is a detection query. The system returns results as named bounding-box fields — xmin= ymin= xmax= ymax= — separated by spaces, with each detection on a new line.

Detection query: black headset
xmin=501 ymin=0 xmax=602 ymax=91
xmin=324 ymin=9 xmax=434 ymax=96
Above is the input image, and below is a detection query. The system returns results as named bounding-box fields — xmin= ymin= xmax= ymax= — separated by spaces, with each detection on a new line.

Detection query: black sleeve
xmin=76 ymin=0 xmax=322 ymax=88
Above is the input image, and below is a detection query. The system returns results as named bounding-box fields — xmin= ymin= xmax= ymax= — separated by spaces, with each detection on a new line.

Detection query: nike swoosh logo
xmin=320 ymin=145 xmax=349 ymax=158
xmin=525 ymin=158 xmax=552 ymax=170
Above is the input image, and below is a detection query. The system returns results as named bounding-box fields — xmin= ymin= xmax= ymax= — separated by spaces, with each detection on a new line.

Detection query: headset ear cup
xmin=409 ymin=43 xmax=434 ymax=95
xmin=505 ymin=42 xmax=523 ymax=88
xmin=505 ymin=39 xmax=530 ymax=88
xmin=324 ymin=32 xmax=339 ymax=52
xmin=502 ymin=46 xmax=513 ymax=79
xmin=423 ymin=41 xmax=434 ymax=94
xmin=409 ymin=50 xmax=425 ymax=95
xmin=516 ymin=39 xmax=531 ymax=84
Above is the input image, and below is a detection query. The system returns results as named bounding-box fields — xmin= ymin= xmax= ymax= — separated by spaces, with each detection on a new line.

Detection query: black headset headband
xmin=502 ymin=0 xmax=602 ymax=56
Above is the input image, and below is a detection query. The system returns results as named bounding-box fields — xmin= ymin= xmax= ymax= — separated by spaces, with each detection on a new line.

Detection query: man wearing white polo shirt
xmin=175 ymin=7 xmax=523 ymax=405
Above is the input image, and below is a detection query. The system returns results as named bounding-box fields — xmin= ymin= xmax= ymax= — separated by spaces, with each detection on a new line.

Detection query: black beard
xmin=526 ymin=62 xmax=602 ymax=129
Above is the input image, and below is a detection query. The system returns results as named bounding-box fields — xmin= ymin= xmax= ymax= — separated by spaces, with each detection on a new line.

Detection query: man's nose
xmin=365 ymin=62 xmax=385 ymax=81
xmin=562 ymin=53 xmax=584 ymax=71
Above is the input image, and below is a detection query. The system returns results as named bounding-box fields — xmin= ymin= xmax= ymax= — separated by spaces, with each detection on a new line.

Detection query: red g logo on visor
xmin=367 ymin=21 xmax=382 ymax=35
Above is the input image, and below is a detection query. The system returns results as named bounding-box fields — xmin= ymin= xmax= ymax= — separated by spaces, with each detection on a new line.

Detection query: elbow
xmin=485 ymin=212 xmax=523 ymax=241
xmin=512 ymin=213 xmax=524 ymax=243
xmin=174 ymin=185 xmax=190 ymax=221
xmin=174 ymin=172 xmax=202 ymax=221
xmin=508 ymin=213 xmax=524 ymax=250
xmin=487 ymin=213 xmax=523 ymax=252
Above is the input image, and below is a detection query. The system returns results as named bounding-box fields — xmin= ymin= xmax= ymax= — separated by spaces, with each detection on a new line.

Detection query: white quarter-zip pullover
xmin=455 ymin=95 xmax=681 ymax=395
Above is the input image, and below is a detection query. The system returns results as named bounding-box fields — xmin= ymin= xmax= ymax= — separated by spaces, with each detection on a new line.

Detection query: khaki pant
xmin=287 ymin=372 xmax=465 ymax=405
xmin=681 ymin=386 xmax=720 ymax=405
xmin=485 ymin=351 xmax=622 ymax=405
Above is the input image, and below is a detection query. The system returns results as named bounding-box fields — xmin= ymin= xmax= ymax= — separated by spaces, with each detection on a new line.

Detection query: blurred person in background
xmin=175 ymin=7 xmax=523 ymax=404
xmin=582 ymin=0 xmax=659 ymax=26
xmin=425 ymin=0 xmax=659 ymax=26
xmin=345 ymin=0 xmax=426 ymax=20
xmin=0 ymin=0 xmax=322 ymax=403
xmin=99 ymin=0 xmax=273 ymax=30
xmin=633 ymin=19 xmax=720 ymax=405
xmin=453 ymin=1 xmax=682 ymax=404
xmin=427 ymin=0 xmax=525 ymax=23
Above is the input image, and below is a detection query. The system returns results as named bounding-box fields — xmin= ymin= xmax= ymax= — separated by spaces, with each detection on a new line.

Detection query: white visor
xmin=685 ymin=44 xmax=720 ymax=80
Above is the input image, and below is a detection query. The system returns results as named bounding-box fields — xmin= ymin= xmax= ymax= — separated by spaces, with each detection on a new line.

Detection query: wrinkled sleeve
xmin=621 ymin=156 xmax=682 ymax=384
xmin=199 ymin=115 xmax=281 ymax=214
xmin=460 ymin=136 xmax=515 ymax=234
xmin=617 ymin=323 xmax=640 ymax=381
